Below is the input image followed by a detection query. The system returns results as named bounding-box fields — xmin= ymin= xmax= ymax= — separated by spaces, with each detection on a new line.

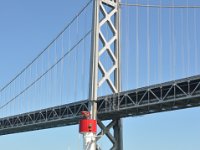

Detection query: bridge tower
xmin=79 ymin=0 xmax=122 ymax=149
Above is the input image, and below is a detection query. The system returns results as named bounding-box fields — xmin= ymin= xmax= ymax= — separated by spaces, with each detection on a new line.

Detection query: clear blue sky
xmin=0 ymin=0 xmax=200 ymax=150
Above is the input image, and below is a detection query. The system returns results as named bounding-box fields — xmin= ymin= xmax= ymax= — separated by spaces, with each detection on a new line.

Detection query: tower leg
xmin=113 ymin=119 xmax=123 ymax=150
xmin=85 ymin=0 xmax=122 ymax=149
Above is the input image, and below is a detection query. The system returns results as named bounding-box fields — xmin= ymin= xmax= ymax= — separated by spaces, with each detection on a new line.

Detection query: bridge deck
xmin=0 ymin=75 xmax=200 ymax=135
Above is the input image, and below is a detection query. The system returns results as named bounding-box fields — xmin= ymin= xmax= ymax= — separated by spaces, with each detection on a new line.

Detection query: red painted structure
xmin=79 ymin=111 xmax=97 ymax=133
xmin=79 ymin=119 xmax=97 ymax=133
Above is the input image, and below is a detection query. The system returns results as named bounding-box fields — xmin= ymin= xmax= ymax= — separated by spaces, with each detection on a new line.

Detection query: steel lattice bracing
xmin=97 ymin=0 xmax=120 ymax=93
xmin=89 ymin=0 xmax=122 ymax=149
xmin=0 ymin=75 xmax=200 ymax=135
xmin=89 ymin=0 xmax=120 ymax=114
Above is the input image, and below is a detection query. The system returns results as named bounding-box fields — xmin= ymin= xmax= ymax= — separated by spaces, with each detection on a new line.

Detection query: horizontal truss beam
xmin=0 ymin=75 xmax=200 ymax=135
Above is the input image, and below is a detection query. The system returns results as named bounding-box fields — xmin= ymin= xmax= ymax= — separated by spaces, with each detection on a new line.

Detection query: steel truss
xmin=0 ymin=75 xmax=200 ymax=136
xmin=97 ymin=75 xmax=200 ymax=120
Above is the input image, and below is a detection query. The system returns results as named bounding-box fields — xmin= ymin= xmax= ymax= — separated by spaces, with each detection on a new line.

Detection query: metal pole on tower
xmin=79 ymin=0 xmax=99 ymax=149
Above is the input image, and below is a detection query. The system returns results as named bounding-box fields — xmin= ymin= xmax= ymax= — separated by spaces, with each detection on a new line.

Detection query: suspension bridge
xmin=0 ymin=0 xmax=200 ymax=149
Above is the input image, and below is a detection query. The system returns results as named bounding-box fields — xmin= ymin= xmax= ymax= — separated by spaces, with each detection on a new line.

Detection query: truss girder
xmin=0 ymin=75 xmax=200 ymax=135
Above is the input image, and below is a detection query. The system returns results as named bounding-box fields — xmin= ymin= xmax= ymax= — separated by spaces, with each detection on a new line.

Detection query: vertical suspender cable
xmin=45 ymin=52 xmax=47 ymax=108
xmin=57 ymin=40 xmax=61 ymax=106
xmin=10 ymin=80 xmax=12 ymax=115
xmin=35 ymin=59 xmax=40 ymax=110
xmin=7 ymin=87 xmax=8 ymax=116
xmin=75 ymin=17 xmax=79 ymax=101
xmin=6 ymin=82 xmax=8 ymax=116
xmin=44 ymin=52 xmax=47 ymax=108
xmin=53 ymin=41 xmax=56 ymax=106
xmin=8 ymin=82 xmax=10 ymax=115
xmin=80 ymin=38 xmax=83 ymax=98
xmin=83 ymin=10 xmax=87 ymax=99
xmin=38 ymin=57 xmax=41 ymax=109
xmin=82 ymin=38 xmax=86 ymax=98
xmin=24 ymin=69 xmax=26 ymax=113
xmin=2 ymin=90 xmax=4 ymax=117
xmin=172 ymin=0 xmax=176 ymax=80
xmin=45 ymin=49 xmax=47 ymax=107
xmin=4 ymin=89 xmax=6 ymax=116
xmin=169 ymin=3 xmax=173 ymax=80
xmin=55 ymin=40 xmax=58 ymax=106
xmin=126 ymin=0 xmax=129 ymax=90
xmin=147 ymin=0 xmax=150 ymax=86
xmin=61 ymin=33 xmax=64 ymax=105
xmin=74 ymin=42 xmax=77 ymax=101
xmin=5 ymin=89 xmax=6 ymax=116
xmin=2 ymin=89 xmax=4 ymax=116
xmin=5 ymin=90 xmax=6 ymax=116
xmin=47 ymin=47 xmax=50 ymax=108
xmin=41 ymin=53 xmax=44 ymax=108
xmin=181 ymin=9 xmax=185 ymax=77
xmin=50 ymin=46 xmax=53 ymax=106
xmin=1 ymin=90 xmax=2 ymax=116
xmin=40 ymin=53 xmax=43 ymax=108
xmin=9 ymin=82 xmax=11 ymax=116
xmin=83 ymin=37 xmax=86 ymax=98
xmin=19 ymin=75 xmax=21 ymax=114
xmin=186 ymin=0 xmax=190 ymax=76
xmin=1 ymin=91 xmax=4 ymax=118
xmin=81 ymin=39 xmax=87 ymax=99
xmin=29 ymin=66 xmax=31 ymax=111
xmin=12 ymin=81 xmax=13 ymax=115
xmin=136 ymin=0 xmax=139 ymax=88
xmin=36 ymin=58 xmax=39 ymax=110
xmin=57 ymin=39 xmax=61 ymax=106
xmin=6 ymin=87 xmax=10 ymax=116
xmin=53 ymin=43 xmax=55 ymax=106
xmin=34 ymin=60 xmax=36 ymax=110
xmin=158 ymin=0 xmax=163 ymax=83
xmin=194 ymin=8 xmax=198 ymax=74
xmin=67 ymin=26 xmax=71 ymax=103
xmin=7 ymin=88 xmax=8 ymax=116
xmin=56 ymin=41 xmax=59 ymax=105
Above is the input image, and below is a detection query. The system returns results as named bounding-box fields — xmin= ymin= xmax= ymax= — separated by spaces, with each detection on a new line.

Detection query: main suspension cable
xmin=0 ymin=0 xmax=93 ymax=93
xmin=0 ymin=31 xmax=91 ymax=110
xmin=120 ymin=3 xmax=200 ymax=9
